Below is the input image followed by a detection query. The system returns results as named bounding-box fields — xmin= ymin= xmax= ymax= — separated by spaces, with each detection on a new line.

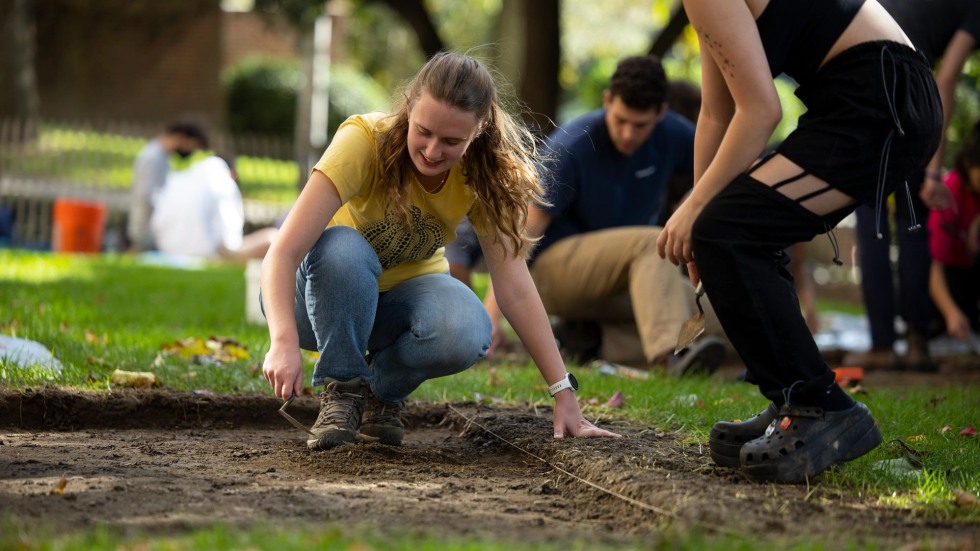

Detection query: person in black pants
xmin=658 ymin=0 xmax=942 ymax=483
xmin=847 ymin=0 xmax=980 ymax=371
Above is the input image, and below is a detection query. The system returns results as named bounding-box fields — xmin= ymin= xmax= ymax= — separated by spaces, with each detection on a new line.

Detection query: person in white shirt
xmin=151 ymin=156 xmax=276 ymax=261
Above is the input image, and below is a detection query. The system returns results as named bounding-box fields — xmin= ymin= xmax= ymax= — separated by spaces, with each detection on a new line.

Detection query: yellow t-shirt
xmin=314 ymin=113 xmax=491 ymax=292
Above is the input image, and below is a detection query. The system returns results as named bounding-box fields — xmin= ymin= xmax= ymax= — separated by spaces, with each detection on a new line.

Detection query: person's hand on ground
xmin=552 ymin=392 xmax=622 ymax=439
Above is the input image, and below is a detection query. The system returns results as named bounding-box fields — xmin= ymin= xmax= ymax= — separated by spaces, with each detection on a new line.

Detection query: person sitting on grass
xmin=151 ymin=156 xmax=277 ymax=262
xmin=928 ymin=120 xmax=980 ymax=345
xmin=259 ymin=51 xmax=621 ymax=450
xmin=480 ymin=55 xmax=730 ymax=376
xmin=128 ymin=119 xmax=209 ymax=252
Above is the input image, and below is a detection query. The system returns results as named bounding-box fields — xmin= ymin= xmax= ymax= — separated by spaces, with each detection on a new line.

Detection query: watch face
xmin=568 ymin=372 xmax=579 ymax=390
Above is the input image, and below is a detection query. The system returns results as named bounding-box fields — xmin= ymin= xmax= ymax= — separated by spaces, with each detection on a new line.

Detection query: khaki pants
xmin=530 ymin=226 xmax=725 ymax=365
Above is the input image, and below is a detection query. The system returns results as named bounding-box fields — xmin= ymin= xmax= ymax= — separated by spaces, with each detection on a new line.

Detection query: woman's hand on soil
xmin=552 ymin=392 xmax=622 ymax=439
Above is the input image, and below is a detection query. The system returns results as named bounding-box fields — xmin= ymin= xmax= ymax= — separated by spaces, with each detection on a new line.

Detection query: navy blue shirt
xmin=536 ymin=108 xmax=695 ymax=256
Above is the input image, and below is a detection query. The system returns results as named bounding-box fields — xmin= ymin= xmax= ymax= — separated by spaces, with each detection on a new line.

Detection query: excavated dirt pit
xmin=1 ymin=387 xmax=977 ymax=548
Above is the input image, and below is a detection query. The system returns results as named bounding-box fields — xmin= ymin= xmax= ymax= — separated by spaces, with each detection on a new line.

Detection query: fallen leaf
xmin=929 ymin=394 xmax=947 ymax=406
xmin=59 ymin=321 xmax=70 ymax=332
xmin=161 ymin=336 xmax=250 ymax=364
xmin=603 ymin=391 xmax=624 ymax=408
xmin=960 ymin=425 xmax=977 ymax=437
xmin=887 ymin=439 xmax=928 ymax=467
xmin=49 ymin=476 xmax=67 ymax=495
xmin=954 ymin=488 xmax=980 ymax=508
xmin=110 ymin=369 xmax=161 ymax=388
xmin=83 ymin=330 xmax=106 ymax=345
xmin=907 ymin=434 xmax=926 ymax=443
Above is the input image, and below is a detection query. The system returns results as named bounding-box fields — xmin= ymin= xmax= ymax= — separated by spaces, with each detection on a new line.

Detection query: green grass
xmin=1 ymin=250 xmax=978 ymax=550
xmin=0 ymin=124 xmax=300 ymax=203
xmin=0 ymin=516 xmax=898 ymax=551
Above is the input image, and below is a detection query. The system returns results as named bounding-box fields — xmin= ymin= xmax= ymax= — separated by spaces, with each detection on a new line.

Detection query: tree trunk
xmin=372 ymin=0 xmax=444 ymax=58
xmin=648 ymin=2 xmax=688 ymax=58
xmin=518 ymin=0 xmax=560 ymax=134
xmin=497 ymin=0 xmax=560 ymax=135
xmin=0 ymin=0 xmax=40 ymax=125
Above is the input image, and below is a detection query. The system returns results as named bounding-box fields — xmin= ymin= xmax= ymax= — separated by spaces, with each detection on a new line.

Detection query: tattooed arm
xmin=657 ymin=0 xmax=781 ymax=265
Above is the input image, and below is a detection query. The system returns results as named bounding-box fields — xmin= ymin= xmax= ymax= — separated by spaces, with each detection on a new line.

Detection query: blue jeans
xmin=288 ymin=226 xmax=491 ymax=402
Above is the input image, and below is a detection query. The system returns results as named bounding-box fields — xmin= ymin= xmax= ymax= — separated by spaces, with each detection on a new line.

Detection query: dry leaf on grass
xmin=110 ymin=369 xmax=161 ymax=388
xmin=954 ymin=488 xmax=979 ymax=509
xmin=604 ymin=391 xmax=624 ymax=408
xmin=160 ymin=336 xmax=249 ymax=364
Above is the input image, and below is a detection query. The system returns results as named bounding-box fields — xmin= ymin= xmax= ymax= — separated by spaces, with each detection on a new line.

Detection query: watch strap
xmin=548 ymin=374 xmax=574 ymax=397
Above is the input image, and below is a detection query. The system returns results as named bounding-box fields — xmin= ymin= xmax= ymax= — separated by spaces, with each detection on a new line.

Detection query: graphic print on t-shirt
xmin=360 ymin=205 xmax=445 ymax=269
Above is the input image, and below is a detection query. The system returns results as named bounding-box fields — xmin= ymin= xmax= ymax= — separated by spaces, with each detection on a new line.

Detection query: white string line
xmin=447 ymin=405 xmax=681 ymax=516
xmin=446 ymin=404 xmax=745 ymax=538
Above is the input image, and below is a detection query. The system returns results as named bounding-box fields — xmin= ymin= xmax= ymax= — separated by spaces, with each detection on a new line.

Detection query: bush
xmin=326 ymin=64 xmax=391 ymax=139
xmin=223 ymin=57 xmax=391 ymax=143
xmin=224 ymin=56 xmax=303 ymax=138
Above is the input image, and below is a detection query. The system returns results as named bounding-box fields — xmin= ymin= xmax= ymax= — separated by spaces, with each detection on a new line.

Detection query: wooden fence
xmin=0 ymin=118 xmax=295 ymax=249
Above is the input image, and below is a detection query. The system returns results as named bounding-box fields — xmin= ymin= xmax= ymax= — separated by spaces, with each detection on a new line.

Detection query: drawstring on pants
xmin=824 ymin=224 xmax=844 ymax=266
xmin=874 ymin=45 xmax=920 ymax=240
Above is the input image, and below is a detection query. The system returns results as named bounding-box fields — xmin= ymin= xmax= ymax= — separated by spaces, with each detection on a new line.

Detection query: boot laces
xmin=312 ymin=382 xmax=363 ymax=429
xmin=366 ymin=396 xmax=405 ymax=426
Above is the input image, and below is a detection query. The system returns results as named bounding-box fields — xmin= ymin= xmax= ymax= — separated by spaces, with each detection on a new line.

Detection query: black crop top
xmin=756 ymin=0 xmax=865 ymax=83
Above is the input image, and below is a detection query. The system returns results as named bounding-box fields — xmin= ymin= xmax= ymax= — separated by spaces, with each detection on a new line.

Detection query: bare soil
xmin=1 ymin=386 xmax=977 ymax=549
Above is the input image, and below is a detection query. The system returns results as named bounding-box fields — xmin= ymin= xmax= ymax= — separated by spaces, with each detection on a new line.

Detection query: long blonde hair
xmin=375 ymin=51 xmax=545 ymax=258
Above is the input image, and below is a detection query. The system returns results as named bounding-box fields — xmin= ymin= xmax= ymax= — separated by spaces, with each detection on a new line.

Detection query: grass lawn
xmin=1 ymin=249 xmax=977 ymax=550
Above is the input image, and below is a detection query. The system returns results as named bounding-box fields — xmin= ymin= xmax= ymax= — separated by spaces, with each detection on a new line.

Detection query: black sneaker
xmin=360 ymin=391 xmax=406 ymax=446
xmin=740 ymin=402 xmax=883 ymax=483
xmin=307 ymin=377 xmax=365 ymax=451
xmin=709 ymin=402 xmax=779 ymax=467
xmin=669 ymin=335 xmax=726 ymax=377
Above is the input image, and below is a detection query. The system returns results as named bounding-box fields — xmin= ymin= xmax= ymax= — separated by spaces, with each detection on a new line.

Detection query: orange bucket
xmin=834 ymin=366 xmax=865 ymax=387
xmin=52 ymin=198 xmax=107 ymax=253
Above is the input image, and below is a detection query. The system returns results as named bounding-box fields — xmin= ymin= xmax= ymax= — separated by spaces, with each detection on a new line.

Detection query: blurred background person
xmin=482 ymin=55 xmax=729 ymax=376
xmin=928 ymin=120 xmax=980 ymax=345
xmin=847 ymin=0 xmax=980 ymax=370
xmin=127 ymin=120 xmax=209 ymax=252
xmin=151 ymin=156 xmax=277 ymax=262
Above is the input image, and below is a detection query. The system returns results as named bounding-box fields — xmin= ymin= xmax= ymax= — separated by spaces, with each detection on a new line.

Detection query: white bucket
xmin=245 ymin=259 xmax=267 ymax=325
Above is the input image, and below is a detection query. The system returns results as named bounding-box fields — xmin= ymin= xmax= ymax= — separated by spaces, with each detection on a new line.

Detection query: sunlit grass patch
xmin=0 ymin=248 xmax=978 ymax=530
